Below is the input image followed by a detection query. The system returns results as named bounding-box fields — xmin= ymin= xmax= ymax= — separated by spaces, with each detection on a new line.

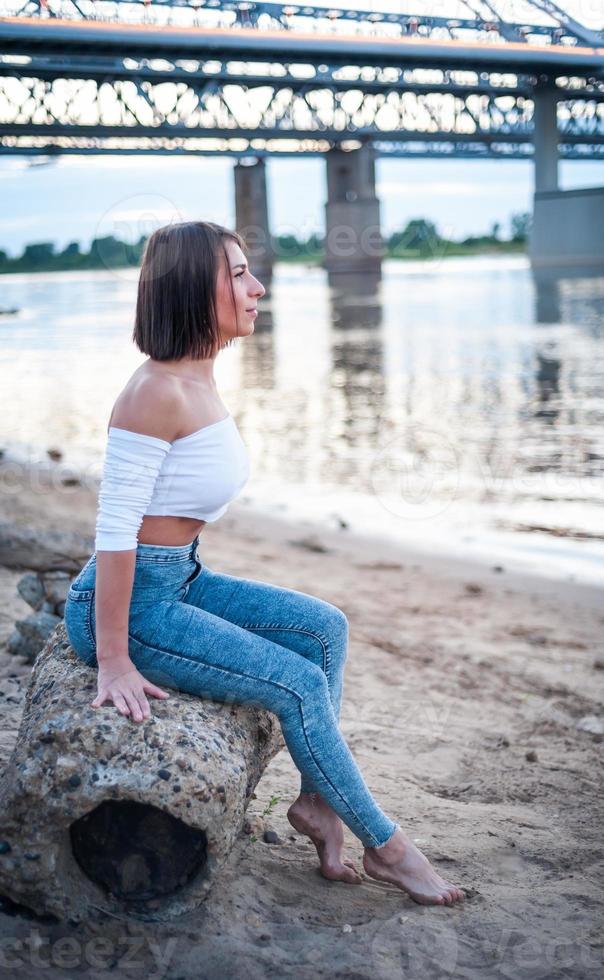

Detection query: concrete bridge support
xmin=533 ymin=86 xmax=559 ymax=195
xmin=324 ymin=145 xmax=384 ymax=282
xmin=530 ymin=87 xmax=604 ymax=274
xmin=234 ymin=158 xmax=274 ymax=285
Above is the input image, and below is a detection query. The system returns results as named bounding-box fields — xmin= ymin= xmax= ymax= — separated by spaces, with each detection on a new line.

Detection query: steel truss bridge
xmin=0 ymin=0 xmax=603 ymax=160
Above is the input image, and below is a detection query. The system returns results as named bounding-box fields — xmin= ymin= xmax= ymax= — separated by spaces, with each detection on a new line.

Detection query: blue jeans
xmin=63 ymin=536 xmax=400 ymax=849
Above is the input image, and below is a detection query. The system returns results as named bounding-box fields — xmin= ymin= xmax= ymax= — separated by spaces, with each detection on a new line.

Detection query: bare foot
xmin=287 ymin=792 xmax=363 ymax=884
xmin=363 ymin=828 xmax=466 ymax=906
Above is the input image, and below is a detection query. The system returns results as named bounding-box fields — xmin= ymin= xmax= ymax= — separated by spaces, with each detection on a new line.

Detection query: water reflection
xmin=532 ymin=266 xmax=604 ymax=330
xmin=328 ymin=272 xmax=383 ymax=332
xmin=324 ymin=273 xmax=386 ymax=486
xmin=534 ymin=353 xmax=561 ymax=423
xmin=239 ymin=307 xmax=275 ymax=391
xmin=533 ymin=271 xmax=562 ymax=324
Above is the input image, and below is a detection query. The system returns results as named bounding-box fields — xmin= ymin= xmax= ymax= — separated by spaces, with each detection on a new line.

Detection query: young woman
xmin=64 ymin=220 xmax=465 ymax=906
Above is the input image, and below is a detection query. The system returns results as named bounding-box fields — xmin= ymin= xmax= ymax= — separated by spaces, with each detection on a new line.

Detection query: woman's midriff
xmin=137 ymin=515 xmax=208 ymax=546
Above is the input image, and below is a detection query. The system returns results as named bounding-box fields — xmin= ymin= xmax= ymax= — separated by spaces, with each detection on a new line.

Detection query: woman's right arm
xmin=95 ymin=549 xmax=136 ymax=664
xmin=93 ymin=550 xmax=170 ymax=723
xmin=91 ymin=380 xmax=182 ymax=721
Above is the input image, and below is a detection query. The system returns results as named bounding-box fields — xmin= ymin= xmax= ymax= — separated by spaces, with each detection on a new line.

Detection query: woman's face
xmin=215 ymin=240 xmax=265 ymax=345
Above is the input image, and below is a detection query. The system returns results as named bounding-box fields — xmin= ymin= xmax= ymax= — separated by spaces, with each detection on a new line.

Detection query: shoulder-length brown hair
xmin=132 ymin=220 xmax=245 ymax=361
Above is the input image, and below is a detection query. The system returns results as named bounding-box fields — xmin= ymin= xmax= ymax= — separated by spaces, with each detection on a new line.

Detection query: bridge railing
xmin=1 ymin=0 xmax=601 ymax=48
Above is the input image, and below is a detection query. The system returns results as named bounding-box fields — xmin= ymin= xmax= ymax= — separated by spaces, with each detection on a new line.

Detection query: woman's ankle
xmin=365 ymin=824 xmax=403 ymax=856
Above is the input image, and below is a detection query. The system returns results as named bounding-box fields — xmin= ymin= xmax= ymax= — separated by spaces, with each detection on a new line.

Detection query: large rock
xmin=7 ymin=609 xmax=62 ymax=661
xmin=0 ymin=623 xmax=284 ymax=923
xmin=9 ymin=568 xmax=75 ymax=662
xmin=0 ymin=522 xmax=94 ymax=572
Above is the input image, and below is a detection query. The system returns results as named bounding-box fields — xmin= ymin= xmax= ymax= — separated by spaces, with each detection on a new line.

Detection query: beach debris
xmin=575 ymin=715 xmax=604 ymax=735
xmin=512 ymin=523 xmax=604 ymax=541
xmin=330 ymin=513 xmax=349 ymax=529
xmin=508 ymin=625 xmax=550 ymax=646
xmin=263 ymin=830 xmax=282 ymax=845
xmin=0 ymin=622 xmax=285 ymax=923
xmin=525 ymin=750 xmax=539 ymax=762
xmin=243 ymin=815 xmax=265 ymax=836
xmin=288 ymin=536 xmax=330 ymax=553
xmin=464 ymin=583 xmax=483 ymax=595
xmin=355 ymin=561 xmax=405 ymax=571
xmin=593 ymin=659 xmax=604 ymax=671
xmin=8 ymin=568 xmax=74 ymax=662
xmin=482 ymin=734 xmax=510 ymax=750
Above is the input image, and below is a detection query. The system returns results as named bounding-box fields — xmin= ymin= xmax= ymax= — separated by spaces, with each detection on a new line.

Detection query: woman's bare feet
xmin=287 ymin=792 xmax=363 ymax=884
xmin=363 ymin=827 xmax=466 ymax=906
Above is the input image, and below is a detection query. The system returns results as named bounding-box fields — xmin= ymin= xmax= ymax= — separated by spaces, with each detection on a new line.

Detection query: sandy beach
xmin=0 ymin=455 xmax=602 ymax=979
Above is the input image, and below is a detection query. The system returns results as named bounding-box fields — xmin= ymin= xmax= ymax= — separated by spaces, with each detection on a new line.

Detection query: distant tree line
xmin=0 ymin=213 xmax=531 ymax=274
xmin=0 ymin=235 xmax=148 ymax=274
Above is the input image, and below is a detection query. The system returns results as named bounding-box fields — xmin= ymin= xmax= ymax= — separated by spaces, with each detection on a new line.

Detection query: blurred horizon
xmin=1 ymin=155 xmax=603 ymax=259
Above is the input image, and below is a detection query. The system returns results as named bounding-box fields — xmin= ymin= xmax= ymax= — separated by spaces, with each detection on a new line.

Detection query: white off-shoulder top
xmin=94 ymin=414 xmax=250 ymax=551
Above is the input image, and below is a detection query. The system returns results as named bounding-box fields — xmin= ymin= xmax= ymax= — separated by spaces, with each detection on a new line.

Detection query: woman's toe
xmin=323 ymin=858 xmax=362 ymax=883
xmin=342 ymin=863 xmax=363 ymax=883
xmin=345 ymin=859 xmax=363 ymax=878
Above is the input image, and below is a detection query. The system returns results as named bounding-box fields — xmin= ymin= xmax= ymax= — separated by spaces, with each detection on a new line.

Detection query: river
xmin=1 ymin=256 xmax=603 ymax=586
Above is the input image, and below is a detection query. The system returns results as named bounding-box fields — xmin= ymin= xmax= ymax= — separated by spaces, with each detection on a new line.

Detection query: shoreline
xmin=1 ymin=447 xmax=602 ymax=610
xmin=0 ymin=246 xmax=527 ymax=279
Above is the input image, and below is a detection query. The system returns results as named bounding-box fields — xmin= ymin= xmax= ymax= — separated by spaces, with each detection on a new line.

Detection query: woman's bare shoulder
xmin=107 ymin=370 xmax=185 ymax=442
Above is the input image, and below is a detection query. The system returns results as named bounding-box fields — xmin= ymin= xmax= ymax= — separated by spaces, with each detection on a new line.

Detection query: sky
xmin=0 ymin=0 xmax=603 ymax=256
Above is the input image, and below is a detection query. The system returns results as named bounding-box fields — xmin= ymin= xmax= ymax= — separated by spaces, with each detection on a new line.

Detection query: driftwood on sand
xmin=0 ymin=622 xmax=284 ymax=923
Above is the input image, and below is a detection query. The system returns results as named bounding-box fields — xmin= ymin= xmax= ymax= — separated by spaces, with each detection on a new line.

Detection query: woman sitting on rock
xmin=64 ymin=220 xmax=465 ymax=906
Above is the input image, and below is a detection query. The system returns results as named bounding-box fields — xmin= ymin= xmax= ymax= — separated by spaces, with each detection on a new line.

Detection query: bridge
xmin=1 ymin=1 xmax=603 ymax=278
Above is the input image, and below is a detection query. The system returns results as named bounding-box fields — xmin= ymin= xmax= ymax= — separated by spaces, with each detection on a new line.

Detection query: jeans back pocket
xmin=64 ymin=586 xmax=96 ymax=663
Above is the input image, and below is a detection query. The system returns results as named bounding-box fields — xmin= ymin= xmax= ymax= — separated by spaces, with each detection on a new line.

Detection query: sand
xmin=0 ymin=456 xmax=602 ymax=979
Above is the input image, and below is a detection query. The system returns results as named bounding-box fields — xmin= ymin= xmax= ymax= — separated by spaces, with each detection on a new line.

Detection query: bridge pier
xmin=533 ymin=86 xmax=559 ymax=194
xmin=233 ymin=158 xmax=274 ymax=286
xmin=529 ymin=87 xmax=604 ymax=275
xmin=323 ymin=145 xmax=384 ymax=284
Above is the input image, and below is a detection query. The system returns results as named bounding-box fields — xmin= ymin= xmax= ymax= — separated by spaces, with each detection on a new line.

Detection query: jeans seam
xmin=124 ymin=639 xmax=376 ymax=844
xmin=136 ymin=558 xmax=193 ymax=565
xmin=238 ymin=624 xmax=332 ymax=693
xmin=218 ymin=582 xmax=247 ymax=620
xmin=294 ymin=697 xmax=381 ymax=846
xmin=86 ymin=595 xmax=96 ymax=650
